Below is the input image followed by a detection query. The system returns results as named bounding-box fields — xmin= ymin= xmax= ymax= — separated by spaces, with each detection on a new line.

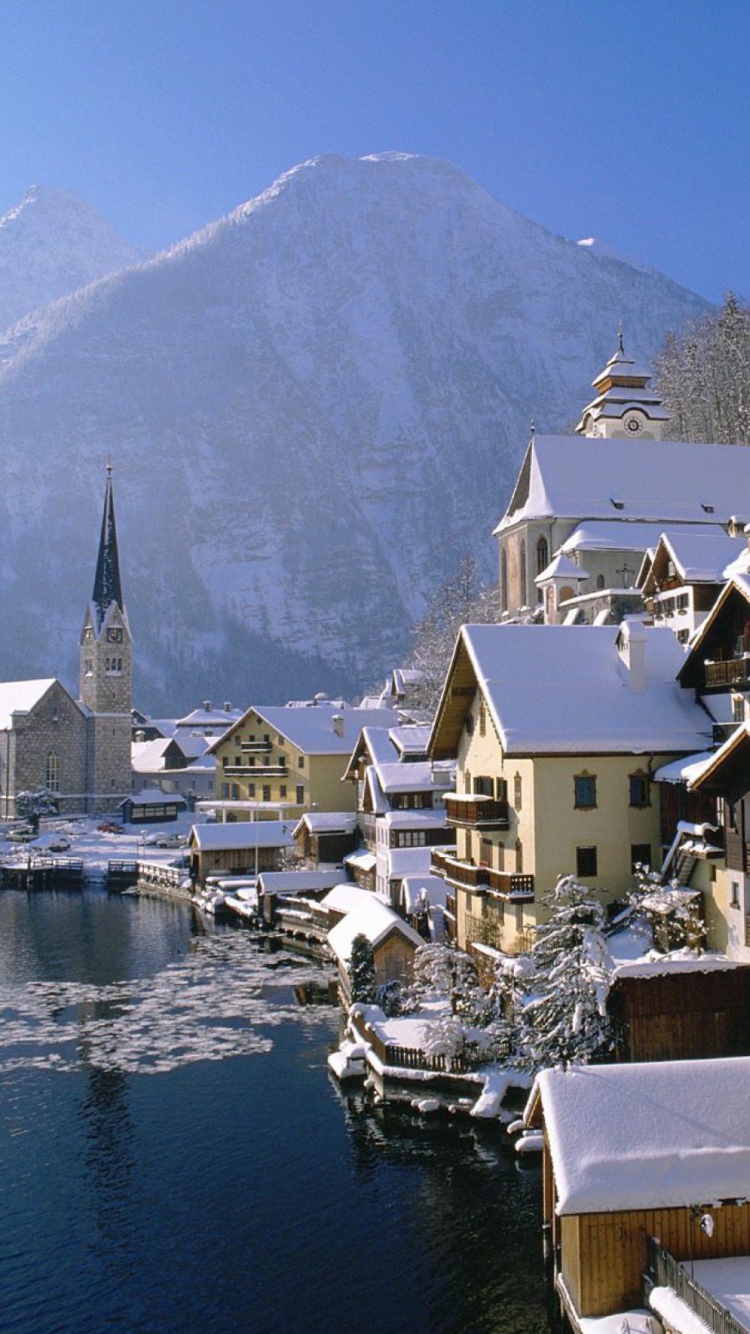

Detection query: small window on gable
xmin=574 ymin=773 xmax=597 ymax=810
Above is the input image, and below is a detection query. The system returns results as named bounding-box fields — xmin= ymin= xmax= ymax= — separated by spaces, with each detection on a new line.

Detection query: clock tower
xmin=79 ymin=465 xmax=133 ymax=811
xmin=576 ymin=329 xmax=670 ymax=440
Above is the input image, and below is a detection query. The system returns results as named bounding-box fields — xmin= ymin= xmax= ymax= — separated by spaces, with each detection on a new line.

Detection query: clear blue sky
xmin=1 ymin=0 xmax=747 ymax=303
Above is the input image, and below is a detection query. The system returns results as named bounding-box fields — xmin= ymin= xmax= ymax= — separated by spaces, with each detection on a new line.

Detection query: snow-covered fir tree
xmin=408 ymin=556 xmax=501 ymax=717
xmin=655 ymin=293 xmax=750 ymax=444
xmin=348 ymin=934 xmax=376 ymax=1004
xmin=517 ymin=875 xmax=613 ymax=1072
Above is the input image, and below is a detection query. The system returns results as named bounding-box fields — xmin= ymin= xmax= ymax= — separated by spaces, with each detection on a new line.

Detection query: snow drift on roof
xmin=534 ymin=1057 xmax=750 ymax=1215
xmin=0 ymin=678 xmax=58 ymax=730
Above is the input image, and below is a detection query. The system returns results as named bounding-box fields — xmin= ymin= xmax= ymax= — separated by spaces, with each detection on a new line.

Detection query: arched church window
xmin=501 ymin=548 xmax=508 ymax=611
xmin=520 ymin=540 xmax=527 ymax=606
xmin=596 ymin=574 xmax=605 ymax=590
xmin=46 ymin=752 xmax=59 ymax=793
xmin=536 ymin=536 xmax=549 ymax=575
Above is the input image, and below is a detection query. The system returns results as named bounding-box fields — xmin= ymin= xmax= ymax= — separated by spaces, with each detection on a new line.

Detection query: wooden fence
xmin=646 ymin=1236 xmax=746 ymax=1334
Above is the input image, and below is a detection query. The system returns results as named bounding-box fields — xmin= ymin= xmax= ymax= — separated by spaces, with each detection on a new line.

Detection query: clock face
xmin=106 ymin=627 xmax=124 ymax=644
xmin=626 ymin=416 xmax=643 ymax=435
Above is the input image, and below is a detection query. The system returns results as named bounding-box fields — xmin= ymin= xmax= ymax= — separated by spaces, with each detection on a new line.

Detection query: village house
xmin=495 ymin=337 xmax=750 ymax=627
xmin=0 ymin=468 xmax=133 ymax=817
xmin=187 ymin=819 xmax=296 ymax=884
xmin=206 ymin=701 xmax=398 ymax=822
xmin=525 ymin=1057 xmax=750 ymax=1331
xmin=427 ymin=620 xmax=712 ymax=955
xmin=638 ymin=526 xmax=748 ymax=645
xmin=327 ymin=895 xmax=423 ymax=1004
xmin=342 ymin=721 xmax=455 ymax=911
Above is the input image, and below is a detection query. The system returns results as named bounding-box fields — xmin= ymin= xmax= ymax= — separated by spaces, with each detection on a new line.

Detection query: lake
xmin=0 ymin=889 xmax=554 ymax=1334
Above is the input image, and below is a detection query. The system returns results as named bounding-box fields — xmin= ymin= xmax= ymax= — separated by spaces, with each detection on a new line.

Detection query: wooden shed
xmin=526 ymin=1058 xmax=750 ymax=1326
xmin=608 ymin=958 xmax=750 ymax=1063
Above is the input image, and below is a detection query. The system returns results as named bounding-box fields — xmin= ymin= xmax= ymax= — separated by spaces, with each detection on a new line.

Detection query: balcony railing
xmin=223 ymin=764 xmax=288 ymax=777
xmin=431 ymin=848 xmax=488 ymax=889
xmin=240 ymin=740 xmax=272 ymax=753
xmin=486 ymin=868 xmax=535 ymax=900
xmin=705 ymin=657 xmax=750 ymax=688
xmin=646 ymin=1237 xmax=746 ymax=1334
xmin=444 ymin=794 xmax=510 ymax=829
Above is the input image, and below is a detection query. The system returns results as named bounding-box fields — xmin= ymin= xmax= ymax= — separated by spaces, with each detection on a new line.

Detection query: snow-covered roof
xmin=666 ymin=529 xmax=747 ymax=583
xmin=210 ymin=705 xmax=399 ymax=757
xmin=654 ymin=751 xmax=715 ymax=785
xmin=175 ymin=704 xmax=243 ymax=729
xmin=400 ymin=874 xmax=449 ymax=912
xmin=344 ymin=849 xmax=376 ymax=873
xmin=125 ymin=786 xmax=186 ymax=806
xmin=373 ymin=760 xmax=445 ymax=793
xmin=0 ymin=678 xmax=59 ymax=729
xmin=256 ymin=869 xmax=342 ymax=894
xmin=189 ymin=820 xmax=295 ymax=851
xmin=386 ymin=846 xmax=434 ymax=878
xmin=328 ymin=897 xmax=422 ymax=963
xmin=533 ymin=1057 xmax=750 ymax=1215
xmin=389 ymin=724 xmax=431 ymax=757
xmin=383 ymin=809 xmax=449 ymax=830
xmin=131 ymin=737 xmax=175 ymax=772
xmin=562 ymin=521 xmax=683 ymax=555
xmin=495 ymin=436 xmax=750 ymax=534
xmin=440 ymin=624 xmax=711 ymax=756
xmin=535 ymin=551 xmax=589 ymax=584
xmin=320 ymin=883 xmax=376 ymax=914
xmin=293 ymin=811 xmax=357 ymax=836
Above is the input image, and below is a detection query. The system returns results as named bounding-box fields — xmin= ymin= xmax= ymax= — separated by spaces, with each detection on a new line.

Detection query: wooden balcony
xmin=705 ymin=657 xmax=750 ymax=689
xmin=240 ymin=740 xmax=272 ymax=753
xmin=486 ymin=868 xmax=535 ymax=900
xmin=444 ymin=793 xmax=510 ymax=829
xmin=431 ymin=847 xmax=489 ymax=889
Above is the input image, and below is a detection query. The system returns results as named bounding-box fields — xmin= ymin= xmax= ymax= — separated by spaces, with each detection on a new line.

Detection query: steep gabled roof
xmin=532 ymin=1057 xmax=750 ymax=1215
xmin=429 ymin=623 xmax=711 ymax=759
xmin=0 ymin=678 xmax=65 ymax=730
xmin=494 ymin=436 xmax=750 ymax=535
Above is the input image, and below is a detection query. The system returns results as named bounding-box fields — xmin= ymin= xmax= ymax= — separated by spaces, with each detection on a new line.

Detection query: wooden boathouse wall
xmin=608 ymin=966 xmax=750 ymax=1063
xmin=559 ymin=1200 xmax=750 ymax=1318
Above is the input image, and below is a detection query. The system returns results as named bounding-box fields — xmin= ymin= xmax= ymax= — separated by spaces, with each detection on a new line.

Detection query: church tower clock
xmin=79 ymin=465 xmax=133 ymax=812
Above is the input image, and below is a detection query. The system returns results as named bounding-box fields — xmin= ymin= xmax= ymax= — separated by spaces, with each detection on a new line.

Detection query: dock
xmin=0 ymin=857 xmax=84 ymax=890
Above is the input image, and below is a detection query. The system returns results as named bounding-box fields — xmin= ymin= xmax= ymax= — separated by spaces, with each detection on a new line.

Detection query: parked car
xmin=7 ymin=825 xmax=36 ymax=843
xmin=98 ymin=820 xmax=124 ymax=834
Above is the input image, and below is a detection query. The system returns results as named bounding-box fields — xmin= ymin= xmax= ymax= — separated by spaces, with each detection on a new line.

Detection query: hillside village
xmin=6 ymin=337 xmax=750 ymax=1330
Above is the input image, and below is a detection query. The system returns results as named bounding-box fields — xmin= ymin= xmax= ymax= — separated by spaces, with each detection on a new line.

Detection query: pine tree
xmin=655 ymin=294 xmax=750 ymax=444
xmin=348 ymin=933 xmax=376 ymax=1004
xmin=517 ymin=875 xmax=613 ymax=1072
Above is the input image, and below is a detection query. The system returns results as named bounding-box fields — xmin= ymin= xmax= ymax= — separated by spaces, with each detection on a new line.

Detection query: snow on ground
xmin=688 ymin=1257 xmax=750 ymax=1331
xmin=580 ymin=1312 xmax=663 ymax=1334
xmin=0 ymin=813 xmax=198 ymax=873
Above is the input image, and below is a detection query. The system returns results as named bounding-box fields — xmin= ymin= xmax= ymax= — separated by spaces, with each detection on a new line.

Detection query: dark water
xmin=0 ymin=890 xmax=553 ymax=1334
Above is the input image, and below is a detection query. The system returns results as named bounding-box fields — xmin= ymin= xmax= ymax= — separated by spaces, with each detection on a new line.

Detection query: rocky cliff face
xmin=0 ymin=154 xmax=710 ymax=711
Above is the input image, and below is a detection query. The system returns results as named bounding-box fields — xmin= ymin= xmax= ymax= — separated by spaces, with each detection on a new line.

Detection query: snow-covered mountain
xmin=0 ymin=185 xmax=146 ymax=335
xmin=0 ymin=154 xmax=710 ymax=712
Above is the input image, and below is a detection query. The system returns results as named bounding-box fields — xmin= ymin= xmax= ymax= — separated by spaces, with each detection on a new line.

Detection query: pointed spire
xmin=92 ymin=462 xmax=123 ymax=631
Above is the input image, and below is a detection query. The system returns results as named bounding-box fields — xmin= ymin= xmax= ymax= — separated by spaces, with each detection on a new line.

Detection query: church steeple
xmin=576 ymin=331 xmax=670 ymax=440
xmin=92 ymin=463 xmax=123 ymax=632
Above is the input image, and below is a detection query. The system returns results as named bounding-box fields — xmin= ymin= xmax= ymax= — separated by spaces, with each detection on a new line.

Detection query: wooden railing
xmin=444 ymin=795 xmax=510 ymax=829
xmin=486 ymin=868 xmax=535 ymax=900
xmin=646 ymin=1237 xmax=746 ymax=1334
xmin=431 ymin=848 xmax=489 ymax=888
xmin=351 ymin=1010 xmax=512 ymax=1072
xmin=705 ymin=658 xmax=750 ymax=688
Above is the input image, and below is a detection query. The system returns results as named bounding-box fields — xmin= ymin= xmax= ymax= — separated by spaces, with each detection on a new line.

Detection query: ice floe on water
xmin=0 ymin=933 xmax=334 ymax=1076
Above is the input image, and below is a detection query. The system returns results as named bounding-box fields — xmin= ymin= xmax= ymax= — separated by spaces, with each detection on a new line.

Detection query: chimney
xmin=223 ymin=702 xmax=232 ymax=712
xmin=332 ymin=714 xmax=344 ymax=737
xmin=203 ymin=700 xmax=212 ymax=712
xmin=619 ymin=618 xmax=648 ymax=693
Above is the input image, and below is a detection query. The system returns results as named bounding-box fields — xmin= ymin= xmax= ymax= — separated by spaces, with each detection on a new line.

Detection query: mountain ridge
xmin=0 ymin=154 xmax=712 ymax=712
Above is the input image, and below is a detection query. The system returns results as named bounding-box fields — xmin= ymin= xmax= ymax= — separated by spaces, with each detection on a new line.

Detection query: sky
xmin=1 ymin=0 xmax=748 ymax=304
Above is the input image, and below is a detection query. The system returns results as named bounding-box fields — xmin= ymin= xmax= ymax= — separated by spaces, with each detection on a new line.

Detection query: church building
xmin=495 ymin=335 xmax=750 ymax=626
xmin=0 ymin=467 xmax=133 ymax=817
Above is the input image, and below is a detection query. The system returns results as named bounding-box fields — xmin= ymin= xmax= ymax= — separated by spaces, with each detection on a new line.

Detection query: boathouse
xmin=525 ymin=1058 xmax=750 ymax=1329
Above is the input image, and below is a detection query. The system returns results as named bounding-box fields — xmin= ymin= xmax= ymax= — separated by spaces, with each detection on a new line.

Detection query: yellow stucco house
xmin=207 ymin=702 xmax=398 ymax=822
xmin=428 ymin=620 xmax=711 ymax=954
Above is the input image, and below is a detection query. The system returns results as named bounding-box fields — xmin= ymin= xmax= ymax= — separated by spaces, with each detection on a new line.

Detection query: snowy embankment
xmin=335 ymin=1001 xmax=531 ymax=1120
